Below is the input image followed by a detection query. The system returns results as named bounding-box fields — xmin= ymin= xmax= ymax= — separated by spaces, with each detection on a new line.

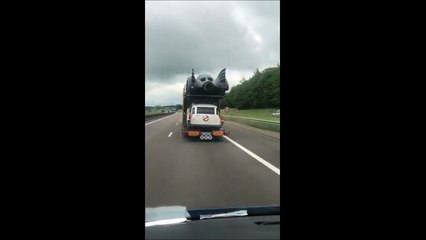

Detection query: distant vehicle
xmin=272 ymin=110 xmax=280 ymax=116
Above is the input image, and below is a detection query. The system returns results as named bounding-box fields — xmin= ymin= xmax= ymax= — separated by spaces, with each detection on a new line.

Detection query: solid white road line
xmin=145 ymin=114 xmax=176 ymax=126
xmin=223 ymin=136 xmax=280 ymax=175
xmin=168 ymin=132 xmax=173 ymax=137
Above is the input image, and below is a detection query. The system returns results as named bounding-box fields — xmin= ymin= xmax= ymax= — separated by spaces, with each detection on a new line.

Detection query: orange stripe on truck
xmin=212 ymin=130 xmax=223 ymax=136
xmin=188 ymin=131 xmax=200 ymax=137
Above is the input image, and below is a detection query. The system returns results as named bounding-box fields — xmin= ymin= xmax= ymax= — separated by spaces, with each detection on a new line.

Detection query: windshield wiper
xmin=199 ymin=210 xmax=248 ymax=220
xmin=187 ymin=205 xmax=280 ymax=220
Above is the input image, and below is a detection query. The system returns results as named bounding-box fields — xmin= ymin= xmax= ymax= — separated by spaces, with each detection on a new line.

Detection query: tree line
xmin=220 ymin=64 xmax=280 ymax=109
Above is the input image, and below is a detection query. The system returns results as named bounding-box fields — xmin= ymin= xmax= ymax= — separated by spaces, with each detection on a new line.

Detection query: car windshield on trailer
xmin=197 ymin=107 xmax=215 ymax=115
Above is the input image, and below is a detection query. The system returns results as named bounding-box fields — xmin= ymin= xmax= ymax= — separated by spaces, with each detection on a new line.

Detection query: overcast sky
xmin=145 ymin=1 xmax=280 ymax=106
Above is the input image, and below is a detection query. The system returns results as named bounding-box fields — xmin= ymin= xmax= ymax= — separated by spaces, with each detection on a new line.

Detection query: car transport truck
xmin=182 ymin=68 xmax=230 ymax=140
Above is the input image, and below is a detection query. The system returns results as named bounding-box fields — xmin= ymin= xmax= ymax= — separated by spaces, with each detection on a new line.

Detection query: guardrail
xmin=222 ymin=115 xmax=280 ymax=132
xmin=223 ymin=116 xmax=280 ymax=124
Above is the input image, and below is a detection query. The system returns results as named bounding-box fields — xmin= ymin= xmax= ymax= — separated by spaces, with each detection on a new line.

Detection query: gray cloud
xmin=145 ymin=1 xmax=280 ymax=106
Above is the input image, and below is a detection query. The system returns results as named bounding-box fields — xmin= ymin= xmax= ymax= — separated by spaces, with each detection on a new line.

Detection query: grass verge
xmin=221 ymin=108 xmax=280 ymax=132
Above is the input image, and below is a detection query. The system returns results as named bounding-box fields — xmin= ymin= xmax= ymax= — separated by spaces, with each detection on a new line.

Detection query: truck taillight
xmin=189 ymin=113 xmax=192 ymax=120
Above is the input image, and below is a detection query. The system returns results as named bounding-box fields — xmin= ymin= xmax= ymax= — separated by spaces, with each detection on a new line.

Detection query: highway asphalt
xmin=145 ymin=112 xmax=280 ymax=209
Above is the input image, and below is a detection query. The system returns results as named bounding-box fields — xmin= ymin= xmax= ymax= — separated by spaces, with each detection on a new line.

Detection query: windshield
xmin=145 ymin=0 xmax=280 ymax=221
xmin=197 ymin=107 xmax=215 ymax=115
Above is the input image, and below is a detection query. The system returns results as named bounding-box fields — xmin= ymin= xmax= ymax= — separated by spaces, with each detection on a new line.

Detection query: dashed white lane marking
xmin=168 ymin=132 xmax=173 ymax=137
xmin=223 ymin=136 xmax=280 ymax=175
xmin=145 ymin=114 xmax=176 ymax=126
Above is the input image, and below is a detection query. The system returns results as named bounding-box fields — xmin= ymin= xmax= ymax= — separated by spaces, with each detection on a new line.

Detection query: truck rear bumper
xmin=182 ymin=129 xmax=230 ymax=137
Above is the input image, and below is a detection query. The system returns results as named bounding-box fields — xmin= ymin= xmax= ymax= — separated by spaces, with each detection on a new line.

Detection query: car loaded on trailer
xmin=182 ymin=68 xmax=230 ymax=140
